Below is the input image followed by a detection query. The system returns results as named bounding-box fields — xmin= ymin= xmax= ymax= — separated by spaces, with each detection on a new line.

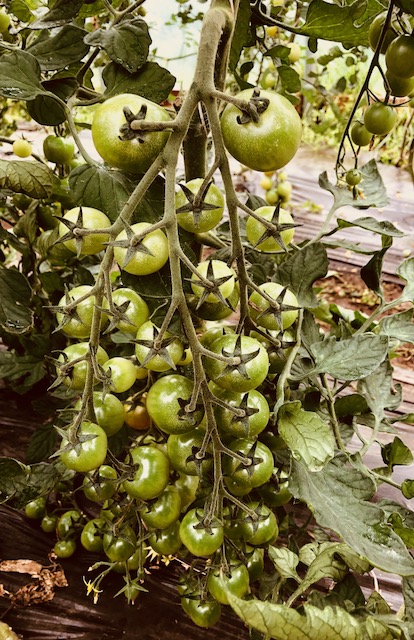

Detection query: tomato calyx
xmin=249 ymin=204 xmax=298 ymax=252
xmin=191 ymin=260 xmax=236 ymax=309
xmin=236 ymin=87 xmax=270 ymax=124
xmin=109 ymin=220 xmax=155 ymax=269
xmin=119 ymin=104 xmax=149 ymax=143
xmin=250 ymin=285 xmax=299 ymax=328
xmin=217 ymin=334 xmax=260 ymax=381
xmin=176 ymin=181 xmax=220 ymax=228
xmin=134 ymin=324 xmax=181 ymax=370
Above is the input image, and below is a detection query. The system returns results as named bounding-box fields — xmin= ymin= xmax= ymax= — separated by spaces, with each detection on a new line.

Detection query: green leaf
xmin=290 ymin=457 xmax=414 ymax=576
xmin=394 ymin=0 xmax=414 ymax=15
xmin=402 ymin=577 xmax=414 ymax=623
xmin=388 ymin=513 xmax=414 ymax=548
xmin=68 ymin=164 xmax=133 ymax=222
xmin=310 ymin=334 xmax=389 ymax=381
xmin=0 ymin=351 xmax=46 ymax=393
xmin=297 ymin=0 xmax=384 ymax=46
xmin=229 ymin=0 xmax=251 ymax=71
xmin=397 ymin=258 xmax=414 ymax=303
xmin=278 ymin=401 xmax=335 ymax=471
xmin=319 ymin=160 xmax=388 ymax=213
xmin=380 ymin=310 xmax=414 ymax=343
xmin=0 ymin=160 xmax=54 ymax=199
xmin=26 ymin=26 xmax=89 ymax=71
xmin=102 ymin=61 xmax=175 ymax=103
xmin=0 ymin=457 xmax=29 ymax=503
xmin=276 ymin=243 xmax=328 ymax=307
xmin=26 ymin=75 xmax=78 ymax=126
xmin=334 ymin=394 xmax=369 ymax=419
xmin=10 ymin=0 xmax=33 ymax=22
xmin=382 ymin=437 xmax=413 ymax=468
xmin=357 ymin=361 xmax=400 ymax=421
xmin=26 ymin=422 xmax=57 ymax=464
xmin=268 ymin=546 xmax=300 ymax=581
xmin=402 ymin=480 xmax=414 ymax=500
xmin=225 ymin=592 xmax=364 ymax=640
xmin=336 ymin=217 xmax=404 ymax=238
xmin=12 ymin=462 xmax=60 ymax=508
xmin=0 ymin=267 xmax=34 ymax=334
xmin=277 ymin=65 xmax=301 ymax=93
xmin=360 ymin=236 xmax=392 ymax=295
xmin=85 ymin=18 xmax=151 ymax=73
xmin=322 ymin=239 xmax=376 ymax=255
xmin=0 ymin=51 xmax=46 ymax=100
xmin=30 ymin=0 xmax=84 ymax=29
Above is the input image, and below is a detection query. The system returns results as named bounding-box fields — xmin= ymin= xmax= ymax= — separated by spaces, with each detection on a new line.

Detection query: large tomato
xmin=385 ymin=35 xmax=414 ymax=79
xmin=91 ymin=93 xmax=171 ymax=173
xmin=220 ymin=88 xmax=302 ymax=172
xmin=146 ymin=374 xmax=204 ymax=433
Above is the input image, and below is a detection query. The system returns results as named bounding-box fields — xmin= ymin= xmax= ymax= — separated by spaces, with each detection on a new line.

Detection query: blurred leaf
xmin=26 ymin=26 xmax=89 ymax=71
xmin=26 ymin=422 xmax=57 ymax=464
xmin=277 ymin=65 xmax=301 ymax=93
xmin=29 ymin=0 xmax=84 ymax=28
xmin=27 ymin=76 xmax=78 ymax=126
xmin=334 ymin=394 xmax=369 ymax=419
xmin=336 ymin=217 xmax=404 ymax=237
xmin=10 ymin=0 xmax=33 ymax=22
xmin=229 ymin=0 xmax=251 ymax=71
xmin=0 ymin=457 xmax=29 ymax=503
xmin=397 ymin=258 xmax=414 ymax=303
xmin=0 ymin=351 xmax=46 ymax=393
xmin=85 ymin=18 xmax=151 ymax=73
xmin=380 ymin=310 xmax=414 ymax=343
xmin=358 ymin=361 xmax=401 ymax=421
xmin=102 ymin=61 xmax=175 ymax=103
xmin=0 ymin=267 xmax=34 ymax=335
xmin=403 ymin=577 xmax=414 ymax=623
xmin=361 ymin=236 xmax=392 ymax=295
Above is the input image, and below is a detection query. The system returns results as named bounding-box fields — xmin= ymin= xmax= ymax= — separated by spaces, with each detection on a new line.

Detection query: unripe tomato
xmin=140 ymin=485 xmax=182 ymax=529
xmin=350 ymin=121 xmax=372 ymax=147
xmin=248 ymin=281 xmax=298 ymax=330
xmin=213 ymin=387 xmax=269 ymax=438
xmin=123 ymin=445 xmax=170 ymax=500
xmin=245 ymin=206 xmax=295 ymax=252
xmin=385 ymin=35 xmax=414 ymax=79
xmin=287 ymin=42 xmax=301 ymax=63
xmin=0 ymin=9 xmax=11 ymax=33
xmin=148 ymin=521 xmax=182 ymax=555
xmin=175 ymin=179 xmax=224 ymax=233
xmin=82 ymin=465 xmax=117 ymax=502
xmin=223 ymin=438 xmax=274 ymax=489
xmin=58 ymin=207 xmax=111 ymax=256
xmin=385 ymin=71 xmax=414 ymax=97
xmin=364 ymin=103 xmax=397 ymax=135
xmin=25 ymin=497 xmax=46 ymax=519
xmin=91 ymin=93 xmax=171 ymax=173
xmin=265 ymin=189 xmax=279 ymax=206
xmin=221 ymin=89 xmax=302 ymax=172
xmin=240 ymin=502 xmax=279 ymax=546
xmin=103 ymin=525 xmax=137 ymax=562
xmin=80 ymin=518 xmax=106 ymax=552
xmin=179 ymin=508 xmax=224 ymax=557
xmin=204 ymin=334 xmax=269 ymax=392
xmin=60 ymin=422 xmax=108 ymax=473
xmin=345 ymin=169 xmax=362 ymax=186
xmin=368 ymin=12 xmax=397 ymax=53
xmin=167 ymin=427 xmax=212 ymax=475
xmin=276 ymin=181 xmax=292 ymax=202
xmin=102 ymin=357 xmax=137 ymax=393
xmin=58 ymin=342 xmax=108 ymax=390
xmin=191 ymin=259 xmax=236 ymax=304
xmin=106 ymin=287 xmax=149 ymax=333
xmin=75 ymin=392 xmax=125 ymax=437
xmin=56 ymin=285 xmax=108 ymax=339
xmin=146 ymin=374 xmax=204 ymax=434
xmin=135 ymin=321 xmax=184 ymax=372
xmin=43 ymin=135 xmax=75 ymax=164
xmin=113 ymin=222 xmax=169 ymax=275
xmin=124 ymin=398 xmax=150 ymax=430
xmin=54 ymin=539 xmax=76 ymax=558
xmin=41 ymin=514 xmax=58 ymax=533
xmin=207 ymin=564 xmax=250 ymax=605
xmin=13 ymin=139 xmax=32 ymax=158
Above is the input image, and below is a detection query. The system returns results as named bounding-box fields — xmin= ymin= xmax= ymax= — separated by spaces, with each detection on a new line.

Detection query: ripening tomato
xmin=58 ymin=207 xmax=111 ymax=255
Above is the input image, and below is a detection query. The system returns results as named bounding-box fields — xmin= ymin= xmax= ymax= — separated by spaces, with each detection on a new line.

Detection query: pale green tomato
xmin=60 ymin=421 xmax=107 ymax=472
xmin=135 ymin=321 xmax=184 ymax=372
xmin=249 ymin=282 xmax=298 ymax=330
xmin=56 ymin=285 xmax=108 ymax=339
xmin=102 ymin=357 xmax=137 ymax=393
xmin=113 ymin=222 xmax=169 ymax=275
xmin=75 ymin=391 xmax=125 ymax=436
xmin=107 ymin=287 xmax=150 ymax=333
xmin=175 ymin=179 xmax=224 ymax=233
xmin=58 ymin=207 xmax=111 ymax=256
xmin=58 ymin=343 xmax=109 ymax=390
xmin=246 ymin=206 xmax=295 ymax=252
xmin=191 ymin=259 xmax=236 ymax=303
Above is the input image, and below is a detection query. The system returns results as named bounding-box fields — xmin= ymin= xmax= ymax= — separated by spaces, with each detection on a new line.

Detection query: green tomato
xmin=82 ymin=465 xmax=117 ymax=502
xmin=13 ymin=139 xmax=32 ymax=158
xmin=246 ymin=546 xmax=265 ymax=581
xmin=276 ymin=180 xmax=292 ymax=202
xmin=75 ymin=392 xmax=125 ymax=437
xmin=81 ymin=518 xmax=106 ymax=552
xmin=207 ymin=564 xmax=250 ymax=605
xmin=103 ymin=525 xmax=137 ymax=562
xmin=167 ymin=428 xmax=212 ymax=476
xmin=188 ymin=283 xmax=240 ymax=321
xmin=174 ymin=472 xmax=199 ymax=511
xmin=123 ymin=445 xmax=170 ymax=500
xmin=91 ymin=93 xmax=171 ymax=173
xmin=385 ymin=70 xmax=414 ymax=97
xmin=148 ymin=521 xmax=182 ymax=555
xmin=58 ymin=342 xmax=108 ymax=390
xmin=41 ymin=514 xmax=58 ymax=533
xmin=345 ymin=169 xmax=362 ymax=186
xmin=368 ymin=12 xmax=397 ymax=53
xmin=240 ymin=502 xmax=279 ymax=546
xmin=221 ymin=88 xmax=302 ymax=172
xmin=249 ymin=281 xmax=298 ymax=330
xmin=265 ymin=188 xmax=279 ymax=206
xmin=107 ymin=287 xmax=150 ymax=333
xmin=60 ymin=422 xmax=108 ymax=473
xmin=56 ymin=285 xmax=108 ymax=339
xmin=364 ymin=103 xmax=397 ymax=135
xmin=135 ymin=321 xmax=184 ymax=372
xmin=175 ymin=179 xmax=224 ymax=233
xmin=0 ymin=9 xmax=11 ymax=33
xmin=205 ymin=334 xmax=269 ymax=392
xmin=199 ymin=325 xmax=235 ymax=350
xmin=245 ymin=206 xmax=295 ymax=252
xmin=287 ymin=42 xmax=301 ymax=63
xmin=140 ymin=485 xmax=182 ymax=529
xmin=213 ymin=388 xmax=269 ymax=438
xmin=146 ymin=374 xmax=203 ymax=434
xmin=58 ymin=207 xmax=111 ymax=256
xmin=223 ymin=438 xmax=274 ymax=490
xmin=43 ymin=135 xmax=75 ymax=164
xmin=385 ymin=35 xmax=414 ymax=79
xmin=181 ymin=595 xmax=222 ymax=628
xmin=350 ymin=121 xmax=372 ymax=147
xmin=56 ymin=509 xmax=82 ymax=538
xmin=102 ymin=357 xmax=137 ymax=394
xmin=37 ymin=204 xmax=59 ymax=230
xmin=25 ymin=497 xmax=46 ymax=520
xmin=191 ymin=259 xmax=236 ymax=304
xmin=179 ymin=508 xmax=224 ymax=557
xmin=54 ymin=539 xmax=76 ymax=558
xmin=114 ymin=222 xmax=169 ymax=275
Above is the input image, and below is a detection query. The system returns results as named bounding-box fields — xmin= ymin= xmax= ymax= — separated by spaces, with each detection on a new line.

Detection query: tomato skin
xmin=54 ymin=539 xmax=76 ymax=558
xmin=207 ymin=564 xmax=250 ymax=605
xmin=385 ymin=35 xmax=414 ymax=79
xmin=246 ymin=546 xmax=265 ymax=581
xmin=91 ymin=93 xmax=171 ymax=173
xmin=56 ymin=510 xmax=82 ymax=538
xmin=140 ymin=485 xmax=182 ymax=529
xmin=13 ymin=139 xmax=32 ymax=158
xmin=103 ymin=525 xmax=137 ymax=562
xmin=107 ymin=287 xmax=150 ymax=333
xmin=246 ymin=206 xmax=295 ymax=252
xmin=385 ymin=71 xmax=414 ymax=98
xmin=58 ymin=207 xmax=111 ymax=256
xmin=181 ymin=596 xmax=222 ymax=628
xmin=80 ymin=518 xmax=106 ymax=552
xmin=179 ymin=508 xmax=224 ymax=557
xmin=364 ymin=103 xmax=397 ymax=135
xmin=146 ymin=374 xmax=203 ymax=434
xmin=175 ymin=179 xmax=224 ymax=233
xmin=0 ymin=9 xmax=11 ymax=33
xmin=221 ymin=89 xmax=302 ymax=172
xmin=345 ymin=169 xmax=362 ymax=186
xmin=350 ymin=122 xmax=372 ymax=147
xmin=204 ymin=334 xmax=269 ymax=393
xmin=174 ymin=473 xmax=199 ymax=511
xmin=223 ymin=438 xmax=274 ymax=490
xmin=25 ymin=497 xmax=47 ymax=519
xmin=124 ymin=399 xmax=150 ymax=430
xmin=82 ymin=465 xmax=117 ymax=502
xmin=58 ymin=342 xmax=109 ymax=390
xmin=60 ymin=422 xmax=108 ymax=473
xmin=188 ymin=283 xmax=240 ymax=321
xmin=43 ymin=135 xmax=75 ymax=164
xmin=114 ymin=222 xmax=169 ymax=276
xmin=76 ymin=392 xmax=125 ymax=437
xmin=148 ymin=521 xmax=182 ymax=555
xmin=123 ymin=445 xmax=170 ymax=500
xmin=248 ymin=282 xmax=298 ymax=331
xmin=214 ymin=388 xmax=269 ymax=438
xmin=240 ymin=502 xmax=279 ymax=546
xmin=102 ymin=357 xmax=137 ymax=394
xmin=167 ymin=428 xmax=212 ymax=476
